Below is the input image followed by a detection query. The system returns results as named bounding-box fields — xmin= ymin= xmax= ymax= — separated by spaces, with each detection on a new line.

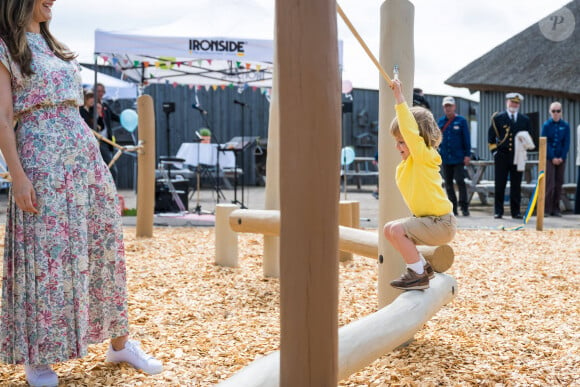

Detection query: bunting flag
xmin=211 ymin=85 xmax=218 ymax=91
xmin=245 ymin=63 xmax=251 ymax=70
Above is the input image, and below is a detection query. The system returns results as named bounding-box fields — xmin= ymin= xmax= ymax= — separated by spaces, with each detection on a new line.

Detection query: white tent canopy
xmin=79 ymin=65 xmax=138 ymax=99
xmin=94 ymin=30 xmax=275 ymax=87
xmin=94 ymin=29 xmax=342 ymax=88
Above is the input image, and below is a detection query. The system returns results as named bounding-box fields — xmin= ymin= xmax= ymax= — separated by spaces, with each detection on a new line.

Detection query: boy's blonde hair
xmin=389 ymin=106 xmax=441 ymax=148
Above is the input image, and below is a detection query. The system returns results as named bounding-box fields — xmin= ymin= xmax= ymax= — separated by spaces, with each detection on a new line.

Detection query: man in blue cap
xmin=488 ymin=92 xmax=532 ymax=219
xmin=438 ymin=96 xmax=471 ymax=216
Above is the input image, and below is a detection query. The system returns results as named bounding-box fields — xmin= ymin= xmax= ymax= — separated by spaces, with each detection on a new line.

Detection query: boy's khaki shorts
xmin=393 ymin=213 xmax=457 ymax=246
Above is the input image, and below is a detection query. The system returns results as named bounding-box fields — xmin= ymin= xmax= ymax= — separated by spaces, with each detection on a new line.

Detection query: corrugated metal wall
xmin=111 ymin=86 xmax=480 ymax=189
xmin=478 ymin=91 xmax=579 ymax=184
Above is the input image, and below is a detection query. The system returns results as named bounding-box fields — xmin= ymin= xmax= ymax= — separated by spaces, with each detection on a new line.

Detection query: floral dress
xmin=0 ymin=33 xmax=129 ymax=365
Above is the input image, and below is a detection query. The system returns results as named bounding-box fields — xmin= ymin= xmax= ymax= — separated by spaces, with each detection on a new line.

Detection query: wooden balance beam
xmin=227 ymin=209 xmax=454 ymax=273
xmin=218 ymin=273 xmax=457 ymax=386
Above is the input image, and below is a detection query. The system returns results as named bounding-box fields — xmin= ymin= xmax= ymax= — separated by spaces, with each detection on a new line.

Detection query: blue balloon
xmin=341 ymin=147 xmax=355 ymax=165
xmin=120 ymin=109 xmax=138 ymax=133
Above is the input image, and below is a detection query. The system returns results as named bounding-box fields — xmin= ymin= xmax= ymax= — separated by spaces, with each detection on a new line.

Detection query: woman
xmin=0 ymin=1 xmax=162 ymax=386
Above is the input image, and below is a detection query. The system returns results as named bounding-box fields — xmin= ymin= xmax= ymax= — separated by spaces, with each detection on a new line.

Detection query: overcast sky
xmin=51 ymin=0 xmax=572 ymax=100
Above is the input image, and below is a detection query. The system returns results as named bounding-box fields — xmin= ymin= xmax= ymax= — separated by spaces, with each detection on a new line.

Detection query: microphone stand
xmin=232 ymin=100 xmax=248 ymax=208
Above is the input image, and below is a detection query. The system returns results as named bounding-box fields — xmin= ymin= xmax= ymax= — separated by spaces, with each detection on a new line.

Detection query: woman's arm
xmin=0 ymin=63 xmax=38 ymax=213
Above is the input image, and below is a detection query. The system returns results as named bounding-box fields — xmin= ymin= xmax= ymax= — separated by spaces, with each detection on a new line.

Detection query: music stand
xmin=224 ymin=136 xmax=258 ymax=209
xmin=194 ymin=110 xmax=227 ymax=204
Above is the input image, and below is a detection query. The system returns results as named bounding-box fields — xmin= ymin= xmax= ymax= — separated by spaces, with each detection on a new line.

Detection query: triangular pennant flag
xmin=220 ymin=85 xmax=226 ymax=90
xmin=212 ymin=85 xmax=218 ymax=91
xmin=236 ymin=61 xmax=241 ymax=68
xmin=228 ymin=83 xmax=234 ymax=88
xmin=252 ymin=86 xmax=258 ymax=91
xmin=245 ymin=63 xmax=251 ymax=70
xmin=188 ymin=84 xmax=195 ymax=89
xmin=256 ymin=64 xmax=262 ymax=71
xmin=207 ymin=59 xmax=212 ymax=65
xmin=133 ymin=60 xmax=140 ymax=67
xmin=143 ymin=61 xmax=150 ymax=68
xmin=205 ymin=85 xmax=211 ymax=91
xmin=172 ymin=82 xmax=178 ymax=88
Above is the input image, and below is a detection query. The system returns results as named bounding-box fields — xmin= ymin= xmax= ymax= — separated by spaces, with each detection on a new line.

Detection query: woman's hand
xmin=11 ymin=175 xmax=38 ymax=214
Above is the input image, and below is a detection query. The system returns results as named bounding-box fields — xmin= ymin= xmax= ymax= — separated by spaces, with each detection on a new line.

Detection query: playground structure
xmin=124 ymin=0 xmax=457 ymax=384
xmin=212 ymin=1 xmax=459 ymax=384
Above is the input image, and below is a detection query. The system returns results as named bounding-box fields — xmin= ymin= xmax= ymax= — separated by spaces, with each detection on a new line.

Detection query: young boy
xmin=383 ymin=79 xmax=457 ymax=290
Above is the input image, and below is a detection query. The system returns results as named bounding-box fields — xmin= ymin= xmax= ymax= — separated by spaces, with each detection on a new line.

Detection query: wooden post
xmin=277 ymin=0 xmax=340 ymax=384
xmin=136 ymin=95 xmax=155 ymax=238
xmin=351 ymin=201 xmax=360 ymax=229
xmin=215 ymin=204 xmax=239 ymax=267
xmin=339 ymin=201 xmax=354 ymax=261
xmin=263 ymin=63 xmax=281 ymax=278
xmin=377 ymin=0 xmax=415 ymax=308
xmin=536 ymin=137 xmax=547 ymax=231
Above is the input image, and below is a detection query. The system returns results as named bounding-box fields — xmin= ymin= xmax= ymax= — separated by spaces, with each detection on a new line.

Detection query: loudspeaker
xmin=155 ymin=180 xmax=189 ymax=213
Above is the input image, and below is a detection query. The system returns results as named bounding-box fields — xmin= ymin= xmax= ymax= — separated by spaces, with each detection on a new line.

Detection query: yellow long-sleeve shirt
xmin=394 ymin=102 xmax=452 ymax=217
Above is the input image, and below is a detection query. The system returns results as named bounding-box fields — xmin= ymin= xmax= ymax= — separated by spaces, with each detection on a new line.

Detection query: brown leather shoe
xmin=390 ymin=267 xmax=430 ymax=290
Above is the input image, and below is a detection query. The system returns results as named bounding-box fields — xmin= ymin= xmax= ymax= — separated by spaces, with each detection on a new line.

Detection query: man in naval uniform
xmin=488 ymin=92 xmax=532 ymax=219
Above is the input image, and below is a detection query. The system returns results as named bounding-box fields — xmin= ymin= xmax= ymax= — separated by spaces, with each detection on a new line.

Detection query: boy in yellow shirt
xmin=383 ymin=79 xmax=457 ymax=290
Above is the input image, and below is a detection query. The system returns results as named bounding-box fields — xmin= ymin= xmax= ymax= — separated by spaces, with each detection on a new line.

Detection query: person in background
xmin=95 ymin=82 xmax=119 ymax=185
xmin=383 ymin=79 xmax=456 ymax=290
xmin=437 ymin=96 xmax=471 ymax=216
xmin=0 ymin=1 xmax=162 ymax=386
xmin=412 ymin=87 xmax=431 ymax=110
xmin=79 ymin=91 xmax=104 ymax=131
xmin=488 ymin=92 xmax=532 ymax=219
xmin=575 ymin=124 xmax=580 ymax=214
xmin=541 ymin=101 xmax=570 ymax=217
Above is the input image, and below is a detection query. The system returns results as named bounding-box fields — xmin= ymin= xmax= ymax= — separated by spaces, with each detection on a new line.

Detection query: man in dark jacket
xmin=488 ymin=92 xmax=532 ymax=219
xmin=438 ymin=96 xmax=471 ymax=216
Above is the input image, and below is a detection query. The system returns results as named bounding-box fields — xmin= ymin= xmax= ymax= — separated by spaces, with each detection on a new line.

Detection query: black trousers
xmin=442 ymin=163 xmax=468 ymax=213
xmin=494 ymin=151 xmax=522 ymax=216
xmin=544 ymin=161 xmax=565 ymax=214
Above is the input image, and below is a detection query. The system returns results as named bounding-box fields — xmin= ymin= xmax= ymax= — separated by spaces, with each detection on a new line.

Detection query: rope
xmin=336 ymin=3 xmax=393 ymax=87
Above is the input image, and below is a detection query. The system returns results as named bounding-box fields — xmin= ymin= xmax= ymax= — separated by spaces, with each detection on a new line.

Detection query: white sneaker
xmin=24 ymin=364 xmax=58 ymax=387
xmin=106 ymin=340 xmax=163 ymax=375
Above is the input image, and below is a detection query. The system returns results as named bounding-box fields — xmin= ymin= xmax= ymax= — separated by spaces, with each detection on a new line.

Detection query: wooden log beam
xmin=218 ymin=274 xmax=457 ymax=386
xmin=229 ymin=209 xmax=454 ymax=272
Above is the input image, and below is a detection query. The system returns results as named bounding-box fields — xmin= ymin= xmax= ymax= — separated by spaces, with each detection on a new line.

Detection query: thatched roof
xmin=446 ymin=1 xmax=580 ymax=100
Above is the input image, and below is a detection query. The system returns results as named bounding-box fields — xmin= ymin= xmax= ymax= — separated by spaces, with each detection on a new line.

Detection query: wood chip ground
xmin=0 ymin=227 xmax=578 ymax=386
